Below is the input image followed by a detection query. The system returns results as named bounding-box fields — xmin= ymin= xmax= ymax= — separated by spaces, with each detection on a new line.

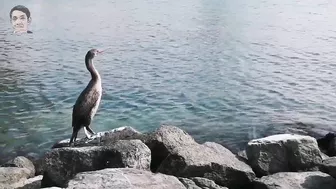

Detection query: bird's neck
xmin=85 ymin=58 xmax=101 ymax=82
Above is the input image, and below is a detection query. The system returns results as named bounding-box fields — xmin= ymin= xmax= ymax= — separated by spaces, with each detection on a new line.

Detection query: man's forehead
xmin=12 ymin=10 xmax=26 ymax=16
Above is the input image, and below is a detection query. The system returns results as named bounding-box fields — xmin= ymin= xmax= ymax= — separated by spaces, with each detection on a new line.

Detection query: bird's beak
xmin=98 ymin=46 xmax=112 ymax=54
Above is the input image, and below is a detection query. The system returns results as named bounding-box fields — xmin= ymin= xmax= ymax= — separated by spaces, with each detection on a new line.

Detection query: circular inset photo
xmin=10 ymin=5 xmax=33 ymax=34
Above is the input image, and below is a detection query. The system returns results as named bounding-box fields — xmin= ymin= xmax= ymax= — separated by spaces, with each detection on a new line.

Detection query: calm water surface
xmin=1 ymin=0 xmax=336 ymax=163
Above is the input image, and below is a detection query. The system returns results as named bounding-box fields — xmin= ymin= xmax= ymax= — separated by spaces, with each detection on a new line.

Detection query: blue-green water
xmin=1 ymin=0 xmax=336 ymax=163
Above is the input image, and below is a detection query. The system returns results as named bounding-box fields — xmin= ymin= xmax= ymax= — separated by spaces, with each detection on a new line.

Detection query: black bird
xmin=69 ymin=49 xmax=103 ymax=146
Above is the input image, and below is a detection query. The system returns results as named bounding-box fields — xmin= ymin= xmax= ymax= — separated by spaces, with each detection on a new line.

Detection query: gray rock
xmin=321 ymin=152 xmax=330 ymax=160
xmin=246 ymin=134 xmax=322 ymax=176
xmin=0 ymin=167 xmax=30 ymax=189
xmin=328 ymin=137 xmax=336 ymax=156
xmin=52 ymin=126 xmax=142 ymax=148
xmin=319 ymin=157 xmax=336 ymax=179
xmin=144 ymin=125 xmax=255 ymax=189
xmin=1 ymin=156 xmax=35 ymax=178
xmin=41 ymin=139 xmax=151 ymax=188
xmin=253 ymin=171 xmax=336 ymax=189
xmin=17 ymin=175 xmax=43 ymax=189
xmin=237 ymin=150 xmax=248 ymax=162
xmin=179 ymin=177 xmax=228 ymax=189
xmin=66 ymin=168 xmax=186 ymax=189
xmin=24 ymin=153 xmax=44 ymax=176
xmin=30 ymin=158 xmax=44 ymax=176
xmin=317 ymin=132 xmax=336 ymax=156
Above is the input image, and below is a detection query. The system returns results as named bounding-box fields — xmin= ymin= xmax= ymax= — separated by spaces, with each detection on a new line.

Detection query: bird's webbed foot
xmin=69 ymin=142 xmax=75 ymax=147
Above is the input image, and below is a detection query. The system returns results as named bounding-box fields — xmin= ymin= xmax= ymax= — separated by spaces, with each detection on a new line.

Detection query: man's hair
xmin=10 ymin=5 xmax=31 ymax=19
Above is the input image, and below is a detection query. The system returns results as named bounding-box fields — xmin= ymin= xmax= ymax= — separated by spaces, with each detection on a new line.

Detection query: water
xmin=1 ymin=0 xmax=336 ymax=163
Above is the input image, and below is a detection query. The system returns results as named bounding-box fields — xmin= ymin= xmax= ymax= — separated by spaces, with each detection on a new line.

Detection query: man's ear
xmin=28 ymin=17 xmax=32 ymax=24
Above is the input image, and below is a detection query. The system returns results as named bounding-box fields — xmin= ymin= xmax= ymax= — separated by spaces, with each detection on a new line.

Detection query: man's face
xmin=11 ymin=10 xmax=30 ymax=33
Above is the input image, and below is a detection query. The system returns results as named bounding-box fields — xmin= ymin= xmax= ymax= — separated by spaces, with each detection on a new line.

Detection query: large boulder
xmin=18 ymin=175 xmax=43 ymax=189
xmin=246 ymin=134 xmax=322 ymax=176
xmin=52 ymin=126 xmax=142 ymax=148
xmin=179 ymin=177 xmax=228 ymax=189
xmin=317 ymin=132 xmax=336 ymax=156
xmin=0 ymin=156 xmax=41 ymax=189
xmin=0 ymin=167 xmax=30 ymax=189
xmin=41 ymin=139 xmax=151 ymax=188
xmin=143 ymin=125 xmax=255 ymax=189
xmin=66 ymin=168 xmax=186 ymax=189
xmin=319 ymin=157 xmax=336 ymax=179
xmin=1 ymin=156 xmax=35 ymax=178
xmin=253 ymin=171 xmax=336 ymax=189
xmin=24 ymin=153 xmax=44 ymax=176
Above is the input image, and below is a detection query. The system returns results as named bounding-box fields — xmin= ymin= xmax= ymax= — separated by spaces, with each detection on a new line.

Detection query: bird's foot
xmin=69 ymin=142 xmax=75 ymax=147
xmin=85 ymin=135 xmax=92 ymax=140
xmin=85 ymin=134 xmax=97 ymax=140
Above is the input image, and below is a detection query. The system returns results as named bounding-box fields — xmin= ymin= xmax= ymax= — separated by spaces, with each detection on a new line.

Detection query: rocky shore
xmin=1 ymin=125 xmax=336 ymax=189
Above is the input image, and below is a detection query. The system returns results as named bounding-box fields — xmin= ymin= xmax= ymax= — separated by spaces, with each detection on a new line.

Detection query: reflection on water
xmin=1 ymin=0 xmax=336 ymax=163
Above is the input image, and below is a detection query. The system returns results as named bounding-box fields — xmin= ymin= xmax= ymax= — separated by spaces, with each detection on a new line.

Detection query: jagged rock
xmin=144 ymin=125 xmax=255 ymax=189
xmin=52 ymin=126 xmax=142 ymax=148
xmin=237 ymin=150 xmax=248 ymax=163
xmin=246 ymin=134 xmax=322 ymax=176
xmin=41 ymin=140 xmax=151 ymax=188
xmin=142 ymin=125 xmax=196 ymax=172
xmin=0 ymin=167 xmax=30 ymax=189
xmin=319 ymin=157 xmax=336 ymax=179
xmin=1 ymin=156 xmax=35 ymax=178
xmin=66 ymin=168 xmax=186 ymax=189
xmin=17 ymin=175 xmax=43 ymax=189
xmin=317 ymin=132 xmax=336 ymax=156
xmin=179 ymin=177 xmax=228 ymax=189
xmin=253 ymin=171 xmax=336 ymax=189
xmin=321 ymin=152 xmax=330 ymax=160
xmin=328 ymin=137 xmax=336 ymax=157
xmin=30 ymin=158 xmax=44 ymax=176
xmin=24 ymin=153 xmax=44 ymax=176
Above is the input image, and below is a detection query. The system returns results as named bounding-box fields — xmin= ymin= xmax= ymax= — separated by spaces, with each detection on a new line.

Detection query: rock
xmin=317 ymin=132 xmax=336 ymax=156
xmin=179 ymin=177 xmax=228 ymax=189
xmin=1 ymin=156 xmax=35 ymax=178
xmin=142 ymin=125 xmax=196 ymax=172
xmin=23 ymin=153 xmax=45 ymax=176
xmin=319 ymin=157 xmax=336 ymax=179
xmin=237 ymin=150 xmax=248 ymax=163
xmin=52 ymin=126 xmax=142 ymax=148
xmin=144 ymin=125 xmax=255 ymax=189
xmin=246 ymin=134 xmax=322 ymax=176
xmin=328 ymin=137 xmax=336 ymax=157
xmin=0 ymin=167 xmax=30 ymax=189
xmin=30 ymin=158 xmax=44 ymax=176
xmin=321 ymin=152 xmax=330 ymax=160
xmin=253 ymin=171 xmax=336 ymax=189
xmin=17 ymin=175 xmax=43 ymax=189
xmin=66 ymin=168 xmax=186 ymax=189
xmin=41 ymin=139 xmax=151 ymax=188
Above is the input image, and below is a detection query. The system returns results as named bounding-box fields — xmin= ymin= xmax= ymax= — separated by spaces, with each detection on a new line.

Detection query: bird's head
xmin=86 ymin=48 xmax=103 ymax=60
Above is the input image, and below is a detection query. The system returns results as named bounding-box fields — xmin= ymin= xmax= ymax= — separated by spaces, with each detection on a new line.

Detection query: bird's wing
xmin=72 ymin=88 xmax=101 ymax=124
